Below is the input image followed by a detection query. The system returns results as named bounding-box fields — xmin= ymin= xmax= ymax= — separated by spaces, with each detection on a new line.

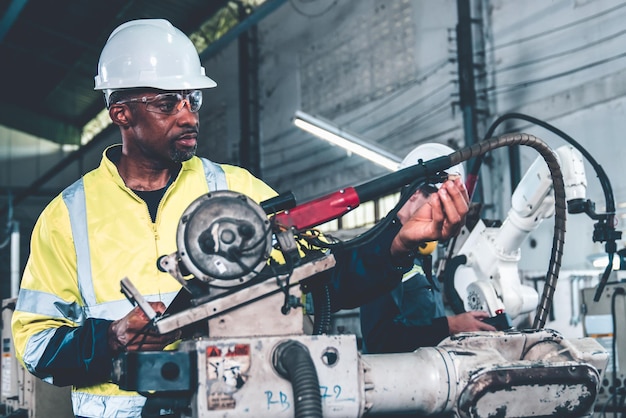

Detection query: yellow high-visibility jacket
xmin=11 ymin=145 xmax=277 ymax=417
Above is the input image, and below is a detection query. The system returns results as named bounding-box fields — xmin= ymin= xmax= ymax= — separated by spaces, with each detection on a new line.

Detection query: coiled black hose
xmin=446 ymin=133 xmax=566 ymax=329
xmin=272 ymin=340 xmax=322 ymax=418
xmin=312 ymin=284 xmax=332 ymax=335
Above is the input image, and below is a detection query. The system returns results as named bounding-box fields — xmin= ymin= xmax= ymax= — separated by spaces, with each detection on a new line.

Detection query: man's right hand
xmin=391 ymin=178 xmax=469 ymax=256
xmin=108 ymin=302 xmax=181 ymax=355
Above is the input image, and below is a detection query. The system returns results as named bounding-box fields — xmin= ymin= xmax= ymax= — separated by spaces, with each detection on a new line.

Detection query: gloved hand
xmin=108 ymin=302 xmax=181 ymax=355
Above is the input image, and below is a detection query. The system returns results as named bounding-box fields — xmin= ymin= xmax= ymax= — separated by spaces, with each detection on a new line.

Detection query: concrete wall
xmin=254 ymin=0 xmax=463 ymax=199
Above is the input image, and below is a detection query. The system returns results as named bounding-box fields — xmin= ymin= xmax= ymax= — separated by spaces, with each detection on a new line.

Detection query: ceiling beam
xmin=0 ymin=123 xmax=116 ymax=217
xmin=0 ymin=0 xmax=28 ymax=42
xmin=200 ymin=0 xmax=288 ymax=59
xmin=0 ymin=101 xmax=81 ymax=146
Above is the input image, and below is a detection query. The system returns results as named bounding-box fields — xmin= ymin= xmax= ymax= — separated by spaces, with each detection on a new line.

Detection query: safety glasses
xmin=116 ymin=90 xmax=203 ymax=115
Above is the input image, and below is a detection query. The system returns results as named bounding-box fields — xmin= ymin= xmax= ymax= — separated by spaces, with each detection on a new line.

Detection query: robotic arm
xmin=450 ymin=145 xmax=587 ymax=319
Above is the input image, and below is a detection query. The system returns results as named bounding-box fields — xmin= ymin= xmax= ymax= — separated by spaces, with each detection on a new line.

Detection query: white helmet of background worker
xmin=400 ymin=142 xmax=465 ymax=185
xmin=94 ymin=19 xmax=217 ymax=106
xmin=400 ymin=143 xmax=465 ymax=255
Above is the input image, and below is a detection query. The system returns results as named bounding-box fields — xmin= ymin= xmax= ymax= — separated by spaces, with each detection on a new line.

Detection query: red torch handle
xmin=272 ymin=187 xmax=361 ymax=230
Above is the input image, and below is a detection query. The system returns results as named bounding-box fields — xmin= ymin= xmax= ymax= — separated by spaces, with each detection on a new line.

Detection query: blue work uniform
xmin=360 ymin=255 xmax=450 ymax=354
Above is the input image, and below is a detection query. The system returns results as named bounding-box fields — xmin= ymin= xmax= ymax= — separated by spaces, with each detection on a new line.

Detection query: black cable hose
xmin=445 ymin=133 xmax=566 ymax=329
xmin=312 ymin=284 xmax=332 ymax=335
xmin=273 ymin=340 xmax=323 ymax=418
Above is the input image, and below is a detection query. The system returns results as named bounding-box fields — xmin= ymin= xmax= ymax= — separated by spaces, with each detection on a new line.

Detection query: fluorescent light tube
xmin=293 ymin=110 xmax=401 ymax=171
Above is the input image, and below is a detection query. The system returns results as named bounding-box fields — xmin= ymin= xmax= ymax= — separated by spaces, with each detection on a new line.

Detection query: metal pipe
xmin=362 ymin=348 xmax=456 ymax=415
xmin=10 ymin=221 xmax=19 ymax=298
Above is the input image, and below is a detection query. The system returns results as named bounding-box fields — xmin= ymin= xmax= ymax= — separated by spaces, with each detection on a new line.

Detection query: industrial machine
xmin=0 ymin=299 xmax=73 ymax=418
xmin=580 ymin=278 xmax=626 ymax=414
xmin=112 ymin=133 xmax=609 ymax=417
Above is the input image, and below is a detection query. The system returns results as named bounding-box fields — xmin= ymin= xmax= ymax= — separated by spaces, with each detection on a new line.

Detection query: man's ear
xmin=109 ymin=104 xmax=133 ymax=127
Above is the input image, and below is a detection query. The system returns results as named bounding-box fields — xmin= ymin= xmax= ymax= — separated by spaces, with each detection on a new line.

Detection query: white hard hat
xmin=400 ymin=143 xmax=465 ymax=184
xmin=94 ymin=19 xmax=217 ymax=104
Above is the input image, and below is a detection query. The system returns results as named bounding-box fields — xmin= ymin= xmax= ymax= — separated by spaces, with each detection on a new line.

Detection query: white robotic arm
xmin=452 ymin=145 xmax=587 ymax=319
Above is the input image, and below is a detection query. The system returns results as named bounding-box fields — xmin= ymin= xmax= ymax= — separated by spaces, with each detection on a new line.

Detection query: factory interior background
xmin=0 ymin=0 xmax=626 ymax=416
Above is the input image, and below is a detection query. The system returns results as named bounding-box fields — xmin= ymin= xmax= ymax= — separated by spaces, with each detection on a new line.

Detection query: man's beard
xmin=170 ymin=143 xmax=197 ymax=163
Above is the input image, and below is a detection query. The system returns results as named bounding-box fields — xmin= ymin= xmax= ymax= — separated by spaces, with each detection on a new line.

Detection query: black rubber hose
xmin=272 ymin=340 xmax=322 ymax=418
xmin=446 ymin=133 xmax=566 ymax=329
xmin=312 ymin=284 xmax=332 ymax=335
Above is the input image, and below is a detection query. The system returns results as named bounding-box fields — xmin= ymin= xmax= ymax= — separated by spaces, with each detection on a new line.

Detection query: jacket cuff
xmin=387 ymin=217 xmax=415 ymax=273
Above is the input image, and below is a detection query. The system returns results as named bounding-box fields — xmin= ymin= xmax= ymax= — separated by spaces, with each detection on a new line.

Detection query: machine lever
xmin=120 ymin=277 xmax=158 ymax=321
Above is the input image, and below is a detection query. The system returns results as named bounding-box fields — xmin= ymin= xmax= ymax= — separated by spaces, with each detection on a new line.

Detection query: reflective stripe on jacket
xmin=12 ymin=144 xmax=277 ymax=417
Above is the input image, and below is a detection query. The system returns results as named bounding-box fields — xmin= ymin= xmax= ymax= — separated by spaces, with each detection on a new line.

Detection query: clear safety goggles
xmin=116 ymin=90 xmax=203 ymax=115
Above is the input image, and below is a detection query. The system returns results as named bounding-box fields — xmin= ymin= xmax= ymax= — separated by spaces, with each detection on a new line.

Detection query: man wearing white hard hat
xmin=11 ymin=20 xmax=469 ymax=417
xmin=360 ymin=144 xmax=495 ymax=354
